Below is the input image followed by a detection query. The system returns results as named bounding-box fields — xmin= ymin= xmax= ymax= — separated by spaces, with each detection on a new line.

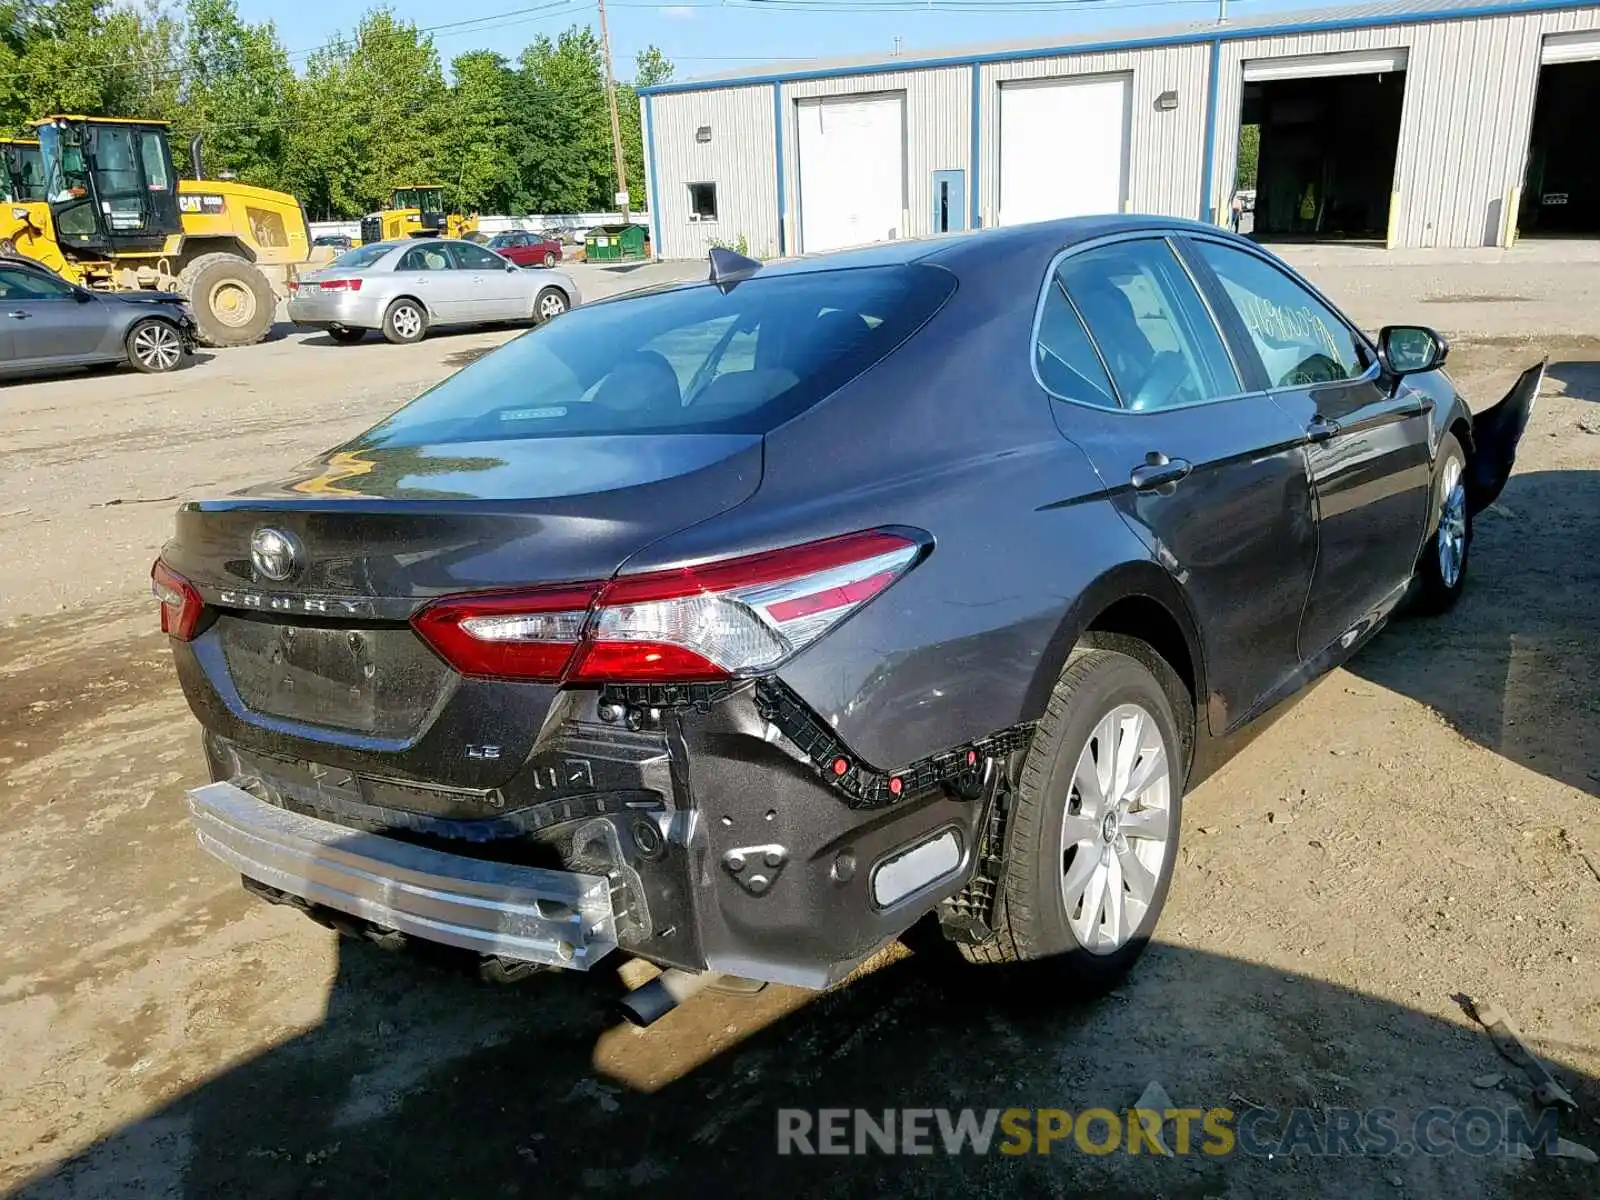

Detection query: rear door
xmin=0 ymin=265 xmax=109 ymax=363
xmin=396 ymin=242 xmax=461 ymax=321
xmin=1182 ymin=237 xmax=1431 ymax=660
xmin=1039 ymin=235 xmax=1319 ymax=733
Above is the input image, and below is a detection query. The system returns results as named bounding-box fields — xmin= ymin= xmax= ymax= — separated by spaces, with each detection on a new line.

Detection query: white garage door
xmin=797 ymin=95 xmax=906 ymax=254
xmin=999 ymin=75 xmax=1130 ymax=227
xmin=1542 ymin=30 xmax=1600 ymax=63
xmin=1241 ymin=47 xmax=1408 ymax=81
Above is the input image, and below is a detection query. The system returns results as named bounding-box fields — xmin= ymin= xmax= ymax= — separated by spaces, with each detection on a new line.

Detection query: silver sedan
xmin=287 ymin=239 xmax=581 ymax=345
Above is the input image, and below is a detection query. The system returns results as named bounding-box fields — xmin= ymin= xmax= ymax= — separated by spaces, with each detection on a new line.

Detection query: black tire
xmin=533 ymin=286 xmax=568 ymax=324
xmin=542 ymin=250 xmax=557 ymax=269
xmin=125 ymin=318 xmax=185 ymax=373
xmin=1410 ymin=432 xmax=1471 ymax=616
xmin=327 ymin=326 xmax=366 ymax=345
xmin=382 ymin=298 xmax=428 ymax=345
xmin=175 ymin=253 xmax=276 ymax=348
xmin=963 ymin=639 xmax=1189 ymax=993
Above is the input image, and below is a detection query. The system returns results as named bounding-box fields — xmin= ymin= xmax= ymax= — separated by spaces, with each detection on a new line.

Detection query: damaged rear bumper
xmin=187 ymin=780 xmax=618 ymax=969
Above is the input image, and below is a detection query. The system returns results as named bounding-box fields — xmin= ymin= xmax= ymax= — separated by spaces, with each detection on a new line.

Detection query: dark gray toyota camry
xmin=154 ymin=216 xmax=1536 ymax=1019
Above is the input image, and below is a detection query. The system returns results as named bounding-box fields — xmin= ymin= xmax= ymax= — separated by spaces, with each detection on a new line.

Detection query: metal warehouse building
xmin=638 ymin=0 xmax=1600 ymax=257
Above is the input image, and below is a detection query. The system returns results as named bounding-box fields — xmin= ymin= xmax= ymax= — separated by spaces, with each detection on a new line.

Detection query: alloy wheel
xmin=132 ymin=323 xmax=181 ymax=371
xmin=538 ymin=291 xmax=567 ymax=319
xmin=392 ymin=305 xmax=423 ymax=340
xmin=1059 ymin=702 xmax=1173 ymax=955
xmin=1437 ymin=456 xmax=1467 ymax=588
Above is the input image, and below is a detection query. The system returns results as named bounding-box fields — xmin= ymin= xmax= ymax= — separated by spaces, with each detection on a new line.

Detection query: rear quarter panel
xmin=618 ymin=236 xmax=1169 ymax=769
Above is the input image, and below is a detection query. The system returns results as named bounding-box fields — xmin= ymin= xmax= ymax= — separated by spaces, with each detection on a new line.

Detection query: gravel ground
xmin=1 ymin=249 xmax=1598 ymax=1198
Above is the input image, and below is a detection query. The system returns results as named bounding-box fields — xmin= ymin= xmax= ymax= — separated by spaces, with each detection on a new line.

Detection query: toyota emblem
xmin=250 ymin=527 xmax=302 ymax=582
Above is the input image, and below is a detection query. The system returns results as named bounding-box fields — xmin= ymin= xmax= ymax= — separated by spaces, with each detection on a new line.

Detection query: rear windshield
xmin=353 ymin=264 xmax=956 ymax=447
xmin=330 ymin=244 xmax=391 ymax=269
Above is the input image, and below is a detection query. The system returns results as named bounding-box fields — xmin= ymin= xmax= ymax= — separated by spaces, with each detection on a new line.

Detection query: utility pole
xmin=597 ymin=0 xmax=630 ymax=224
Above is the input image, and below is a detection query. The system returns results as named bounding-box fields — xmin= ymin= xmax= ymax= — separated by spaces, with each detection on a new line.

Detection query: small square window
xmin=688 ymin=182 xmax=718 ymax=223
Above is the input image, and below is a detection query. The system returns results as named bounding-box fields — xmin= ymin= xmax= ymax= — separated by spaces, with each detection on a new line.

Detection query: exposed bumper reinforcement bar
xmin=186 ymin=781 xmax=618 ymax=970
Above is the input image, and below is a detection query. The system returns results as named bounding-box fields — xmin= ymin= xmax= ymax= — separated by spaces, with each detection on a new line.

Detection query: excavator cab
xmin=34 ymin=116 xmax=182 ymax=256
xmin=393 ymin=186 xmax=446 ymax=234
xmin=0 ymin=139 xmax=46 ymax=202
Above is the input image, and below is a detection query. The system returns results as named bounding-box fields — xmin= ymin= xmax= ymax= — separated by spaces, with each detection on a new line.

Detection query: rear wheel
xmin=382 ymin=298 xmax=427 ymax=344
xmin=964 ymin=642 xmax=1186 ymax=992
xmin=125 ymin=318 xmax=184 ymax=373
xmin=175 ymin=253 xmax=276 ymax=348
xmin=1410 ymin=433 xmax=1471 ymax=615
xmin=327 ymin=326 xmax=366 ymax=345
xmin=534 ymin=287 xmax=568 ymax=323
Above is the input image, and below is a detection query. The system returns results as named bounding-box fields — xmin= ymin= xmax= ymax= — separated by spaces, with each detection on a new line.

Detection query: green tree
xmin=1236 ymin=123 xmax=1260 ymax=191
xmin=444 ymin=50 xmax=516 ymax=214
xmin=508 ymin=26 xmax=610 ymax=213
xmin=286 ymin=9 xmax=449 ymax=219
xmin=633 ymin=45 xmax=673 ymax=89
xmin=171 ymin=0 xmax=294 ymax=189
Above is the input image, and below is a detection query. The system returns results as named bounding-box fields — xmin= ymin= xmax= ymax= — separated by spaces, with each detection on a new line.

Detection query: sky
xmin=232 ymin=0 xmax=1342 ymax=83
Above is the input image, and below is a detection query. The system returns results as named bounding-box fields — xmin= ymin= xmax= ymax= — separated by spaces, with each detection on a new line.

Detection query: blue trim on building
xmin=1199 ymin=37 xmax=1222 ymax=225
xmin=774 ymin=82 xmax=787 ymax=255
xmin=644 ymin=94 xmax=662 ymax=257
xmin=969 ymin=62 xmax=982 ymax=228
xmin=638 ymin=0 xmax=1593 ymax=95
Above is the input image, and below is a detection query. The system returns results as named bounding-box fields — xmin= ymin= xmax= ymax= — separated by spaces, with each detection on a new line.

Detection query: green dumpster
xmin=584 ymin=223 xmax=649 ymax=263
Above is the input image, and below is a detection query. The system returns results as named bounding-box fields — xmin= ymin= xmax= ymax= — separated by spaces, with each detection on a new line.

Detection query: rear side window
xmin=356 ymin=264 xmax=957 ymax=446
xmin=1058 ymin=239 xmax=1240 ymax=411
xmin=400 ymin=244 xmax=450 ymax=271
xmin=331 ymin=244 xmax=391 ymax=269
xmin=1034 ymin=273 xmax=1117 ymax=408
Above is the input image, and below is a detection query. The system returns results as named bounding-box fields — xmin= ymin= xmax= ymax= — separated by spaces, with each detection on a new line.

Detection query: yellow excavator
xmin=0 ymin=137 xmax=45 ymax=202
xmin=0 ymin=115 xmax=315 ymax=346
xmin=359 ymin=185 xmax=478 ymax=244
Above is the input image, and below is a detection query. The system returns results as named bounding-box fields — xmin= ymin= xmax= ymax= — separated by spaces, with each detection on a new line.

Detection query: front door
xmin=1040 ymin=236 xmax=1319 ymax=733
xmin=0 ymin=264 xmax=106 ymax=362
xmin=446 ymin=240 xmax=523 ymax=320
xmin=1182 ymin=237 xmax=1431 ymax=659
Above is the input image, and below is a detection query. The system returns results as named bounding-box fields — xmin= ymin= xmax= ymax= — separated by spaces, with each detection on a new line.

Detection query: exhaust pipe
xmin=617 ymin=968 xmax=721 ymax=1027
xmin=190 ymin=134 xmax=204 ymax=181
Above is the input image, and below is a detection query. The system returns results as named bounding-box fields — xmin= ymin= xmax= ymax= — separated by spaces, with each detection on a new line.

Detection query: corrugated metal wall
xmin=648 ymin=84 xmax=778 ymax=260
xmin=979 ymin=44 xmax=1212 ymax=225
xmin=778 ymin=68 xmax=970 ymax=252
xmin=643 ymin=6 xmax=1600 ymax=256
xmin=1210 ymin=7 xmax=1600 ymax=246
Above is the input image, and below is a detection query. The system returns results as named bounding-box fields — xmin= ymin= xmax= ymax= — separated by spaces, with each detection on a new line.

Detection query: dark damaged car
xmin=153 ymin=218 xmax=1538 ymax=1020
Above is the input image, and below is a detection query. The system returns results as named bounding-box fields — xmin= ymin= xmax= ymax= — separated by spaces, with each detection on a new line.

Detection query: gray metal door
xmin=397 ymin=242 xmax=462 ymax=322
xmin=931 ymin=170 xmax=967 ymax=234
xmin=446 ymin=241 xmax=522 ymax=320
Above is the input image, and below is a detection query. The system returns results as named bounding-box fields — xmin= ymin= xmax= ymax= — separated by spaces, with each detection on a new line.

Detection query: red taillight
xmin=287 ymin=279 xmax=300 ymax=292
xmin=410 ymin=530 xmax=924 ymax=683
xmin=410 ymin=585 xmax=598 ymax=681
xmin=151 ymin=560 xmax=203 ymax=641
xmin=320 ymin=278 xmax=363 ymax=291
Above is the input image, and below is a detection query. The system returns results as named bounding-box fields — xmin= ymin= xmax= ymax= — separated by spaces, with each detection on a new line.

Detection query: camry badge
xmin=250 ymin=527 xmax=302 ymax=582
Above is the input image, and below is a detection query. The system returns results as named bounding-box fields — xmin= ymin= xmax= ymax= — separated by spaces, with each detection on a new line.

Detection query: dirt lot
xmin=2 ymin=252 xmax=1598 ymax=1198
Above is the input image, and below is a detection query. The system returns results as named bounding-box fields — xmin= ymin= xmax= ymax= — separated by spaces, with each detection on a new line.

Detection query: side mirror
xmin=72 ymin=287 xmax=94 ymax=303
xmin=506 ymin=264 xmax=517 ymax=273
xmin=1378 ymin=325 xmax=1449 ymax=376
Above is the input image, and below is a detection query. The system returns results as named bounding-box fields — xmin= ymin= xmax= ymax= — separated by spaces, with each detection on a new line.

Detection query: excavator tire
xmin=176 ymin=253 xmax=275 ymax=347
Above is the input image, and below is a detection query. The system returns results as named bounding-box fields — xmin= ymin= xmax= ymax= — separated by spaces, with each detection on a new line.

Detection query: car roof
xmin=597 ymin=215 xmax=1235 ymax=303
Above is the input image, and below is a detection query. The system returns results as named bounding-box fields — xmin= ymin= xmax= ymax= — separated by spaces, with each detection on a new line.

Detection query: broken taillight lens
xmin=151 ymin=560 xmax=203 ymax=640
xmin=410 ymin=530 xmax=924 ymax=683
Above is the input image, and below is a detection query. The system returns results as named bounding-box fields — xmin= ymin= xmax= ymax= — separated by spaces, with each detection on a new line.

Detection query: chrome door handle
xmin=1130 ymin=453 xmax=1193 ymax=492
xmin=1306 ymin=416 xmax=1341 ymax=443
